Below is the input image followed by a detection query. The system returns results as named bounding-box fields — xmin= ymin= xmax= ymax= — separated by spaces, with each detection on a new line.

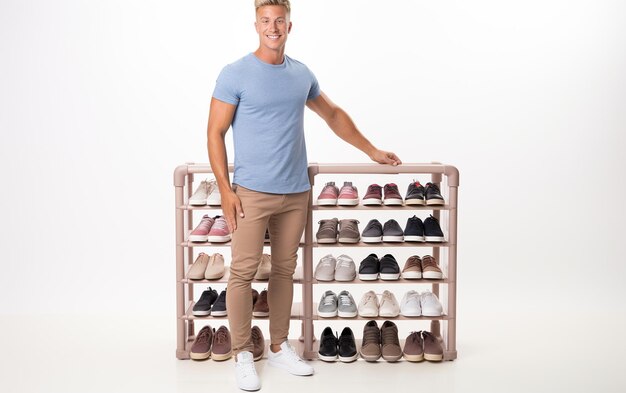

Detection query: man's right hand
xmin=221 ymin=189 xmax=245 ymax=233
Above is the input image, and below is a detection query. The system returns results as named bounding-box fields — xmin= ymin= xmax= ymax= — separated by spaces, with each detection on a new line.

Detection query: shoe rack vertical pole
xmin=302 ymin=164 xmax=318 ymax=359
xmin=430 ymin=169 xmax=442 ymax=307
xmin=444 ymin=165 xmax=459 ymax=360
xmin=186 ymin=168 xmax=195 ymax=340
xmin=174 ymin=165 xmax=189 ymax=359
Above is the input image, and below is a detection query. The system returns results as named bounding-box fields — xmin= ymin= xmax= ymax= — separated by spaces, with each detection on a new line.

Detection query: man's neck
xmin=253 ymin=47 xmax=285 ymax=65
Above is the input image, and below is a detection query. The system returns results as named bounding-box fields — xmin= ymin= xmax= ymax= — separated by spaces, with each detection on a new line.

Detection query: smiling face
xmin=255 ymin=5 xmax=291 ymax=53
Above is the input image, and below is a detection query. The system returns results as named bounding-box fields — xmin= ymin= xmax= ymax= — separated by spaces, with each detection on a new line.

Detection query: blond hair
xmin=254 ymin=0 xmax=291 ymax=13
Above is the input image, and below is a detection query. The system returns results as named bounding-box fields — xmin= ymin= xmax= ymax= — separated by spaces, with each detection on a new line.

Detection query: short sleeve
xmin=306 ymin=69 xmax=321 ymax=101
xmin=212 ymin=65 xmax=240 ymax=105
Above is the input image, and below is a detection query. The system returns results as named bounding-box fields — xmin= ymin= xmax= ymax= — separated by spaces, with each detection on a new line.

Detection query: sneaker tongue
xmin=343 ymin=181 xmax=353 ymax=187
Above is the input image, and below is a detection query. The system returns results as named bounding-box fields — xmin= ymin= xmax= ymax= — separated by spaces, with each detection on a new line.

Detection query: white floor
xmin=2 ymin=311 xmax=625 ymax=393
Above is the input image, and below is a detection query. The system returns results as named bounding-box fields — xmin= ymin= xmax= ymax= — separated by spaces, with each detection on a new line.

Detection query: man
xmin=207 ymin=0 xmax=402 ymax=390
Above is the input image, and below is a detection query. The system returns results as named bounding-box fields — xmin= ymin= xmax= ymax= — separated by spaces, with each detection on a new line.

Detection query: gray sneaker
xmin=338 ymin=219 xmax=360 ymax=243
xmin=382 ymin=219 xmax=404 ymax=242
xmin=314 ymin=254 xmax=336 ymax=282
xmin=337 ymin=290 xmax=357 ymax=317
xmin=317 ymin=290 xmax=338 ymax=318
xmin=361 ymin=219 xmax=383 ymax=243
xmin=316 ymin=218 xmax=338 ymax=244
xmin=334 ymin=254 xmax=356 ymax=282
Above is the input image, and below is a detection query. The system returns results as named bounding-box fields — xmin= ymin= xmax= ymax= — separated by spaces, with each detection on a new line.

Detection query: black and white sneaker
xmin=361 ymin=219 xmax=383 ymax=243
xmin=318 ymin=326 xmax=338 ymax=362
xmin=424 ymin=215 xmax=445 ymax=242
xmin=382 ymin=219 xmax=404 ymax=242
xmin=379 ymin=254 xmax=401 ymax=280
xmin=358 ymin=254 xmax=380 ymax=280
xmin=405 ymin=180 xmax=426 ymax=205
xmin=210 ymin=289 xmax=228 ymax=316
xmin=338 ymin=327 xmax=358 ymax=362
xmin=192 ymin=287 xmax=218 ymax=316
xmin=404 ymin=215 xmax=425 ymax=242
xmin=425 ymin=182 xmax=445 ymax=205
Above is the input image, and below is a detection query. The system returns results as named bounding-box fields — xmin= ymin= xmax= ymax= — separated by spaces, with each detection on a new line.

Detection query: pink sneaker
xmin=189 ymin=215 xmax=214 ymax=242
xmin=317 ymin=182 xmax=339 ymax=206
xmin=337 ymin=181 xmax=359 ymax=206
xmin=208 ymin=216 xmax=231 ymax=243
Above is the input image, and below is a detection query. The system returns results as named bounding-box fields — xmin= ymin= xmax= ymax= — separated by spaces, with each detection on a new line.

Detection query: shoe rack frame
xmin=174 ymin=162 xmax=459 ymax=361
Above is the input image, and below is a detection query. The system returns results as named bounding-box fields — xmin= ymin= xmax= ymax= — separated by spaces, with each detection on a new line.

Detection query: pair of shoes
xmin=189 ymin=215 xmax=231 ymax=242
xmin=401 ymin=255 xmax=443 ymax=279
xmin=189 ymin=179 xmax=221 ymax=206
xmin=360 ymin=320 xmax=402 ymax=362
xmin=403 ymin=330 xmax=444 ymax=362
xmin=252 ymin=289 xmax=269 ymax=317
xmin=361 ymin=219 xmax=404 ymax=242
xmin=316 ymin=218 xmax=360 ymax=243
xmin=362 ymin=183 xmax=404 ymax=205
xmin=404 ymin=215 xmax=445 ymax=242
xmin=316 ymin=181 xmax=359 ymax=206
xmin=314 ymin=254 xmax=356 ymax=281
xmin=318 ymin=327 xmax=358 ymax=362
xmin=400 ymin=290 xmax=444 ymax=317
xmin=188 ymin=253 xmax=226 ymax=280
xmin=193 ymin=288 xmax=259 ymax=317
xmin=254 ymin=254 xmax=271 ymax=280
xmin=358 ymin=254 xmax=400 ymax=280
xmin=405 ymin=180 xmax=445 ymax=205
xmin=358 ymin=290 xmax=400 ymax=317
xmin=317 ymin=290 xmax=357 ymax=318
xmin=190 ymin=325 xmax=232 ymax=361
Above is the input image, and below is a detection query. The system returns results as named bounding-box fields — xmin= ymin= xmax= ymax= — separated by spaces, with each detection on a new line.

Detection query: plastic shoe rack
xmin=174 ymin=162 xmax=459 ymax=361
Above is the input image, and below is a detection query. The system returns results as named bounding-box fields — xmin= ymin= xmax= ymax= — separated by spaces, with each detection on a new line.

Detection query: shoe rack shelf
xmin=173 ymin=162 xmax=459 ymax=362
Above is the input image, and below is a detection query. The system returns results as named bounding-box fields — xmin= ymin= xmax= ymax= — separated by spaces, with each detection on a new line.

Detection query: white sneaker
xmin=357 ymin=290 xmax=379 ymax=317
xmin=189 ymin=179 xmax=213 ymax=206
xmin=421 ymin=291 xmax=444 ymax=316
xmin=235 ymin=351 xmax=261 ymax=391
xmin=379 ymin=290 xmax=400 ymax=317
xmin=206 ymin=180 xmax=221 ymax=206
xmin=314 ymin=254 xmax=336 ymax=282
xmin=267 ymin=341 xmax=314 ymax=376
xmin=334 ymin=254 xmax=356 ymax=282
xmin=400 ymin=290 xmax=422 ymax=317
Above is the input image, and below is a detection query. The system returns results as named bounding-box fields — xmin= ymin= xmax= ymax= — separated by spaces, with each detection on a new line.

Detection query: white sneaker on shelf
xmin=314 ymin=254 xmax=336 ymax=282
xmin=357 ymin=290 xmax=379 ymax=317
xmin=206 ymin=180 xmax=221 ymax=206
xmin=334 ymin=254 xmax=356 ymax=282
xmin=420 ymin=291 xmax=444 ymax=316
xmin=400 ymin=290 xmax=422 ymax=317
xmin=189 ymin=179 xmax=213 ymax=206
xmin=267 ymin=341 xmax=314 ymax=376
xmin=379 ymin=290 xmax=400 ymax=317
xmin=235 ymin=351 xmax=261 ymax=391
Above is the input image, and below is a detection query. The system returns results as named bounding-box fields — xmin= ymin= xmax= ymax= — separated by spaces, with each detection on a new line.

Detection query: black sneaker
xmin=382 ymin=219 xmax=404 ymax=242
xmin=210 ymin=289 xmax=228 ymax=316
xmin=318 ymin=326 xmax=338 ymax=362
xmin=379 ymin=254 xmax=401 ymax=280
xmin=358 ymin=253 xmax=380 ymax=280
xmin=361 ymin=219 xmax=383 ymax=243
xmin=405 ymin=181 xmax=426 ymax=205
xmin=192 ymin=287 xmax=218 ymax=316
xmin=338 ymin=327 xmax=358 ymax=362
xmin=404 ymin=215 xmax=425 ymax=242
xmin=425 ymin=182 xmax=445 ymax=205
xmin=424 ymin=215 xmax=445 ymax=242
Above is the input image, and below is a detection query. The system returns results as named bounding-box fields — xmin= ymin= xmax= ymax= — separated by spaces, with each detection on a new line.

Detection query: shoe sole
xmin=189 ymin=235 xmax=208 ymax=242
xmin=358 ymin=311 xmax=378 ymax=317
xmin=382 ymin=353 xmax=403 ymax=362
xmin=189 ymin=200 xmax=207 ymax=206
xmin=379 ymin=312 xmax=399 ymax=317
xmin=314 ymin=276 xmax=334 ymax=282
xmin=252 ymin=311 xmax=269 ymax=317
xmin=211 ymin=350 xmax=232 ymax=361
xmin=188 ymin=274 xmax=207 ymax=280
xmin=317 ymin=199 xmax=337 ymax=206
xmin=334 ymin=275 xmax=356 ymax=282
xmin=338 ymin=237 xmax=359 ymax=243
xmin=267 ymin=358 xmax=314 ymax=376
xmin=210 ymin=310 xmax=227 ymax=317
xmin=358 ymin=273 xmax=379 ymax=280
xmin=338 ymin=310 xmax=357 ymax=318
xmin=318 ymin=353 xmax=338 ymax=362
xmin=317 ymin=310 xmax=338 ymax=318
xmin=362 ymin=199 xmax=382 ymax=205
xmin=316 ymin=238 xmax=338 ymax=244
xmin=360 ymin=351 xmax=381 ymax=362
xmin=405 ymin=199 xmax=425 ymax=206
xmin=425 ymin=236 xmax=445 ymax=242
xmin=380 ymin=273 xmax=400 ymax=280
xmin=400 ymin=311 xmax=422 ymax=317
xmin=423 ymin=272 xmax=443 ymax=279
xmin=253 ymin=274 xmax=270 ymax=281
xmin=190 ymin=351 xmax=211 ymax=360
xmin=382 ymin=236 xmax=404 ymax=242
xmin=362 ymin=236 xmax=382 ymax=243
xmin=208 ymin=235 xmax=231 ymax=242
xmin=404 ymin=236 xmax=425 ymax=242
xmin=337 ymin=198 xmax=359 ymax=205
xmin=424 ymin=353 xmax=443 ymax=361
xmin=339 ymin=353 xmax=359 ymax=362
xmin=192 ymin=310 xmax=211 ymax=316
xmin=383 ymin=199 xmax=403 ymax=206
xmin=426 ymin=199 xmax=445 ymax=206
xmin=205 ymin=272 xmax=225 ymax=280
xmin=421 ymin=310 xmax=444 ymax=317
xmin=401 ymin=272 xmax=422 ymax=279
xmin=403 ymin=353 xmax=425 ymax=362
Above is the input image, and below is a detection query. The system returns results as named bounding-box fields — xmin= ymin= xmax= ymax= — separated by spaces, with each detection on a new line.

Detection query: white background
xmin=1 ymin=0 xmax=625 ymax=392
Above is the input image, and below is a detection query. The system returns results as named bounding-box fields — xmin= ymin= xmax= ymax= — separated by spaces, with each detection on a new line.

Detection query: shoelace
xmin=422 ymin=255 xmax=437 ymax=268
xmin=238 ymin=355 xmax=258 ymax=376
xmin=381 ymin=292 xmax=397 ymax=307
xmin=197 ymin=216 xmax=213 ymax=229
xmin=281 ymin=342 xmax=306 ymax=363
xmin=339 ymin=333 xmax=353 ymax=346
xmin=365 ymin=220 xmax=381 ymax=231
xmin=321 ymin=184 xmax=337 ymax=195
xmin=367 ymin=184 xmax=382 ymax=194
xmin=362 ymin=292 xmax=377 ymax=307
xmin=338 ymin=293 xmax=353 ymax=306
xmin=319 ymin=255 xmax=335 ymax=268
xmin=322 ymin=293 xmax=336 ymax=306
xmin=335 ymin=256 xmax=353 ymax=270
xmin=211 ymin=217 xmax=228 ymax=231
xmin=318 ymin=219 xmax=337 ymax=232
xmin=385 ymin=184 xmax=399 ymax=193
xmin=363 ymin=326 xmax=380 ymax=344
xmin=339 ymin=185 xmax=356 ymax=194
xmin=251 ymin=328 xmax=262 ymax=342
xmin=382 ymin=326 xmax=399 ymax=345
xmin=207 ymin=179 xmax=217 ymax=192
xmin=215 ymin=328 xmax=228 ymax=344
xmin=405 ymin=292 xmax=421 ymax=306
xmin=406 ymin=256 xmax=421 ymax=269
xmin=196 ymin=328 xmax=212 ymax=344
xmin=426 ymin=183 xmax=441 ymax=193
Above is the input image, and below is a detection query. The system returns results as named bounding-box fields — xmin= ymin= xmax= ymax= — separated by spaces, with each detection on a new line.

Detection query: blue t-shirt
xmin=212 ymin=53 xmax=321 ymax=194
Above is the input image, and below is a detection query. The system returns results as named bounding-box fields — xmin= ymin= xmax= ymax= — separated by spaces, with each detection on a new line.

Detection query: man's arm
xmin=306 ymin=91 xmax=402 ymax=165
xmin=207 ymin=97 xmax=244 ymax=232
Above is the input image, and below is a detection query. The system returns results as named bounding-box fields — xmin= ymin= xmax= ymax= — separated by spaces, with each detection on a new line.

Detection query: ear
xmin=288 ymin=21 xmax=292 ymax=33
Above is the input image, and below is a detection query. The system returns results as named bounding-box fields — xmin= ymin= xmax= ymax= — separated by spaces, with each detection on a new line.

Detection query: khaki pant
xmin=227 ymin=185 xmax=309 ymax=356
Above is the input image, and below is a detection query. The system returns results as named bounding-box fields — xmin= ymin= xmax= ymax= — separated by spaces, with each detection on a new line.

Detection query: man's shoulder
xmin=221 ymin=53 xmax=254 ymax=72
